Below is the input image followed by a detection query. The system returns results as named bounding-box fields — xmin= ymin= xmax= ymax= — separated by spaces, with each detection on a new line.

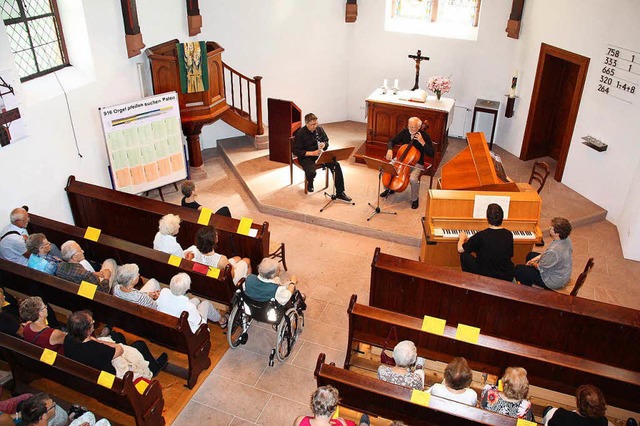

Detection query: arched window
xmin=2 ymin=0 xmax=69 ymax=81
xmin=386 ymin=0 xmax=482 ymax=41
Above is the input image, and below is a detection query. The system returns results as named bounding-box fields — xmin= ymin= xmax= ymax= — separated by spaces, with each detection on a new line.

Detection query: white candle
xmin=394 ymin=79 xmax=399 ymax=89
xmin=383 ymin=79 xmax=388 ymax=88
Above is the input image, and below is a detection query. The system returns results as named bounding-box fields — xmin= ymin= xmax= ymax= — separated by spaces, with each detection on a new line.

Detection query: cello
xmin=381 ymin=121 xmax=429 ymax=193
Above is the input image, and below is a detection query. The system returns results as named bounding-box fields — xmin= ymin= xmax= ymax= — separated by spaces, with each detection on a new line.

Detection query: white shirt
xmin=184 ymin=245 xmax=223 ymax=267
xmin=156 ymin=288 xmax=204 ymax=333
xmin=429 ymin=383 xmax=478 ymax=406
xmin=0 ymin=224 xmax=28 ymax=266
xmin=153 ymin=232 xmax=184 ymax=257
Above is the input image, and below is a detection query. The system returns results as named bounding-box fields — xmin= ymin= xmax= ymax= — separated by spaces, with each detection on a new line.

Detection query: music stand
xmin=316 ymin=147 xmax=356 ymax=212
xmin=363 ymin=156 xmax=398 ymax=221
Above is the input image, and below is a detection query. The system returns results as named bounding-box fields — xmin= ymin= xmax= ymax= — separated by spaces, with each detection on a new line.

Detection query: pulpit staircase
xmin=147 ymin=39 xmax=264 ymax=170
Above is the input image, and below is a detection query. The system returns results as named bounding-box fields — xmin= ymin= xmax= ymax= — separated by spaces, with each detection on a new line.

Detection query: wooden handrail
xmin=222 ymin=61 xmax=264 ymax=135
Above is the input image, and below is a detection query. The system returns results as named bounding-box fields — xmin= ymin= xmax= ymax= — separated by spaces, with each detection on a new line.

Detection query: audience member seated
xmin=243 ymin=258 xmax=305 ymax=306
xmin=0 ymin=392 xmax=32 ymax=425
xmin=63 ymin=310 xmax=168 ymax=378
xmin=543 ymin=384 xmax=612 ymax=426
xmin=515 ymin=217 xmax=573 ymax=290
xmin=377 ymin=340 xmax=425 ymax=390
xmin=0 ymin=288 xmax=22 ymax=337
xmin=55 ymin=241 xmax=115 ymax=293
xmin=184 ymin=225 xmax=251 ymax=285
xmin=428 ymin=357 xmax=478 ymax=406
xmin=293 ymin=385 xmax=356 ymax=426
xmin=180 ymin=180 xmax=232 ymax=217
xmin=153 ymin=214 xmax=184 ymax=257
xmin=480 ymin=367 xmax=534 ymax=421
xmin=25 ymin=234 xmax=61 ymax=275
xmin=19 ymin=297 xmax=66 ymax=354
xmin=112 ymin=264 xmax=161 ymax=309
xmin=458 ymin=203 xmax=515 ymax=282
xmin=17 ymin=393 xmax=68 ymax=426
xmin=67 ymin=411 xmax=111 ymax=426
xmin=157 ymin=272 xmax=227 ymax=330
xmin=0 ymin=207 xmax=30 ymax=266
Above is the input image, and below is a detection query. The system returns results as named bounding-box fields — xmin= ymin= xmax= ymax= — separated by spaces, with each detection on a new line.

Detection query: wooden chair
xmin=528 ymin=160 xmax=550 ymax=193
xmin=289 ymin=136 xmax=329 ymax=194
xmin=570 ymin=257 xmax=595 ymax=296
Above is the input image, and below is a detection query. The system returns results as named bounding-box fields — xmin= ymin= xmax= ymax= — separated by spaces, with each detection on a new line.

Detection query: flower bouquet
xmin=426 ymin=76 xmax=451 ymax=100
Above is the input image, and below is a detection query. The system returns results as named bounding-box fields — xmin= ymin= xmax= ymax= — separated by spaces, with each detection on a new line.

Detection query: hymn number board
xmin=599 ymin=44 xmax=638 ymax=104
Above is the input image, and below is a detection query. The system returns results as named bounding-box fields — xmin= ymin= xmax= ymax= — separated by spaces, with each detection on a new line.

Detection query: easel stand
xmin=363 ymin=156 xmax=398 ymax=221
xmin=317 ymin=147 xmax=355 ymax=212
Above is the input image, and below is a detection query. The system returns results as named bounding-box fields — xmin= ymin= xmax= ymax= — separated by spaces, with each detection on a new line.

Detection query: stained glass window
xmin=2 ymin=0 xmax=69 ymax=82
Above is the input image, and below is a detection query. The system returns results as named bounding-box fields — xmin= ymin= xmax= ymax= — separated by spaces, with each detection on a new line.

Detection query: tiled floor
xmin=164 ymin=122 xmax=640 ymax=425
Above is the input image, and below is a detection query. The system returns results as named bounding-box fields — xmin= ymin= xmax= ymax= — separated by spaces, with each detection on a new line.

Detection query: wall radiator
xmin=449 ymin=105 xmax=471 ymax=138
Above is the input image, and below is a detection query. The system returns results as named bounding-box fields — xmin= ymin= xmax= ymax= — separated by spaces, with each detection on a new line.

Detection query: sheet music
xmin=473 ymin=195 xmax=510 ymax=219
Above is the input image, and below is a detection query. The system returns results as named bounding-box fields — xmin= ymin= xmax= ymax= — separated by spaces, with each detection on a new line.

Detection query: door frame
xmin=520 ymin=43 xmax=590 ymax=181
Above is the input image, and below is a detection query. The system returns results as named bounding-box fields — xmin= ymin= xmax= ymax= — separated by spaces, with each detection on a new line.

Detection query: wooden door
xmin=520 ymin=44 xmax=589 ymax=181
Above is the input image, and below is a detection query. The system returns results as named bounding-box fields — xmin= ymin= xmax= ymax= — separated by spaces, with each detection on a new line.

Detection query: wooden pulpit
xmin=147 ymin=39 xmax=229 ymax=170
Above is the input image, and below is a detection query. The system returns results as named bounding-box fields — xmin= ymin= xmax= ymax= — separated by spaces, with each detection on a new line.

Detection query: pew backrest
xmin=0 ymin=259 xmax=211 ymax=389
xmin=65 ymin=175 xmax=270 ymax=270
xmin=27 ymin=213 xmax=235 ymax=305
xmin=346 ymin=294 xmax=640 ymax=414
xmin=0 ymin=333 xmax=165 ymax=426
xmin=315 ymin=353 xmax=535 ymax=426
xmin=369 ymin=248 xmax=640 ymax=373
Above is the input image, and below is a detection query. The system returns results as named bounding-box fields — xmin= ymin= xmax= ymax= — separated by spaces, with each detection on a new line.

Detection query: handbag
xmin=380 ymin=326 xmax=398 ymax=366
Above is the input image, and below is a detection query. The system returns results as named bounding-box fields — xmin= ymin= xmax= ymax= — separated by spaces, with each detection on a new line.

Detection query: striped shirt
xmin=113 ymin=285 xmax=157 ymax=309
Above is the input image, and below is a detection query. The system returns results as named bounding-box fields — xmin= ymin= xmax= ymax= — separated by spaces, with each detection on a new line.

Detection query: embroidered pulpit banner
xmin=176 ymin=41 xmax=209 ymax=94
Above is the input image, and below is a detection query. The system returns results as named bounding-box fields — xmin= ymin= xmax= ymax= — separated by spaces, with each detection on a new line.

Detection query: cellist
xmin=380 ymin=117 xmax=434 ymax=209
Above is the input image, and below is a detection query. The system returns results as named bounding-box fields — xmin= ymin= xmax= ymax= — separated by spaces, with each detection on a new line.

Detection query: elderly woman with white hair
xmin=243 ymin=257 xmax=303 ymax=306
xmin=377 ymin=340 xmax=425 ymax=390
xmin=112 ymin=264 xmax=161 ymax=309
xmin=156 ymin=272 xmax=227 ymax=330
xmin=153 ymin=214 xmax=184 ymax=257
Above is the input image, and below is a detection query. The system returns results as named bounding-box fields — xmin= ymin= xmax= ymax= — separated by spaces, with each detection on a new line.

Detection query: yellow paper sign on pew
xmin=237 ymin=217 xmax=253 ymax=235
xmin=2 ymin=300 xmax=9 ymax=307
xmin=198 ymin=207 xmax=213 ymax=225
xmin=206 ymin=266 xmax=220 ymax=279
xmin=168 ymin=255 xmax=182 ymax=267
xmin=97 ymin=371 xmax=115 ymax=389
xmin=498 ymin=379 xmax=503 ymax=391
xmin=410 ymin=389 xmax=431 ymax=407
xmin=40 ymin=348 xmax=57 ymax=365
xmin=455 ymin=323 xmax=480 ymax=344
xmin=84 ymin=226 xmax=101 ymax=242
xmin=135 ymin=379 xmax=149 ymax=395
xmin=421 ymin=315 xmax=446 ymax=335
xmin=516 ymin=419 xmax=537 ymax=426
xmin=78 ymin=281 xmax=98 ymax=300
xmin=331 ymin=406 xmax=339 ymax=419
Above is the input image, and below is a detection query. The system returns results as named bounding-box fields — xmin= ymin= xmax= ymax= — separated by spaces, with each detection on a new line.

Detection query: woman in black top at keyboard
xmin=457 ymin=203 xmax=514 ymax=281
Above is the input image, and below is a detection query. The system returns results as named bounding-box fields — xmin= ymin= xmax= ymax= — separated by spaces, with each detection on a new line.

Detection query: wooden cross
xmin=408 ymin=49 xmax=430 ymax=90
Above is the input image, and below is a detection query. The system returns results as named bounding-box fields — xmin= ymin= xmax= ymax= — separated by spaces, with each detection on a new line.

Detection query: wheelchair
xmin=227 ymin=284 xmax=306 ymax=366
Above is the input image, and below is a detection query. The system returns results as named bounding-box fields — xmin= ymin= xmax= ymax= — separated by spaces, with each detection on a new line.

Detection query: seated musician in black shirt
xmin=293 ymin=113 xmax=351 ymax=201
xmin=380 ymin=117 xmax=434 ymax=209
xmin=457 ymin=203 xmax=515 ymax=281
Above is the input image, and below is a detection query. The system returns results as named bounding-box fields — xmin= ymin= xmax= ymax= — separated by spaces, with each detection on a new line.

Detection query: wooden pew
xmin=369 ymin=249 xmax=640 ymax=381
xmin=0 ymin=332 xmax=164 ymax=426
xmin=315 ymin=353 xmax=536 ymax=426
xmin=65 ymin=175 xmax=274 ymax=270
xmin=27 ymin=213 xmax=236 ymax=306
xmin=346 ymin=294 xmax=640 ymax=414
xmin=0 ymin=259 xmax=211 ymax=389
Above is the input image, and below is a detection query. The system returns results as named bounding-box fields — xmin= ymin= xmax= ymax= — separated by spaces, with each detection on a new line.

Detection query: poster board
xmin=99 ymin=92 xmax=187 ymax=194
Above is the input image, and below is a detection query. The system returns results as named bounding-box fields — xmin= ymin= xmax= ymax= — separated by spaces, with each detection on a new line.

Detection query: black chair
xmin=528 ymin=161 xmax=551 ymax=193
xmin=570 ymin=257 xmax=595 ymax=296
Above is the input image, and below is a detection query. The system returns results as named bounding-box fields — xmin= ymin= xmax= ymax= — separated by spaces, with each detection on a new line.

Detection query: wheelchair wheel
xmin=227 ymin=304 xmax=249 ymax=348
xmin=276 ymin=308 xmax=300 ymax=362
